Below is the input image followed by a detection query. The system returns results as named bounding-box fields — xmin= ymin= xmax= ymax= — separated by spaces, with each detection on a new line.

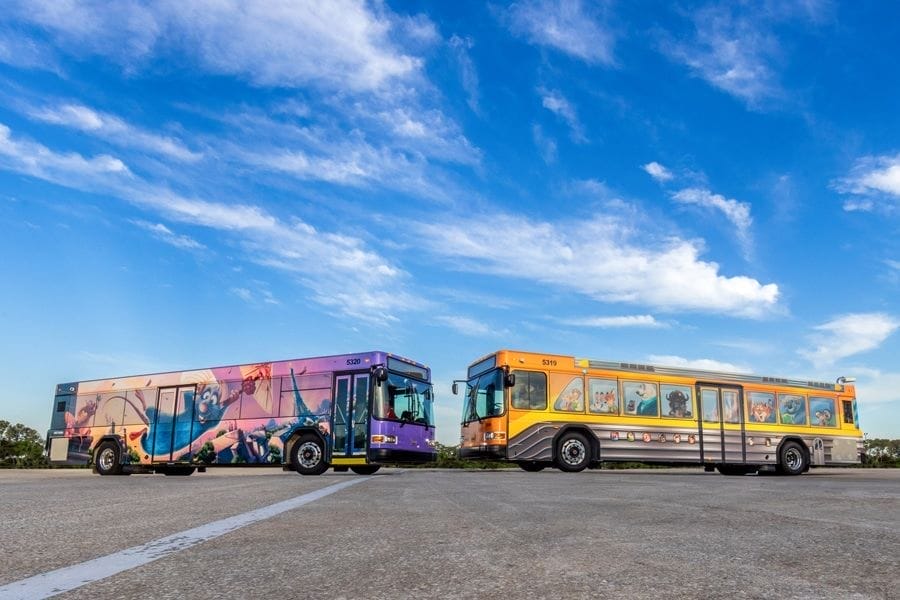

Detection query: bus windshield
xmin=463 ymin=368 xmax=505 ymax=423
xmin=375 ymin=371 xmax=434 ymax=427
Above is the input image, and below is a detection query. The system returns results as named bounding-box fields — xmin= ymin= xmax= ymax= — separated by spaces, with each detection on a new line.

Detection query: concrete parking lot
xmin=0 ymin=467 xmax=897 ymax=599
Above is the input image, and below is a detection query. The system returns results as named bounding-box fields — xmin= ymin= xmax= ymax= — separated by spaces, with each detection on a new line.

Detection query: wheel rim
xmin=98 ymin=447 xmax=116 ymax=472
xmin=784 ymin=447 xmax=802 ymax=471
xmin=561 ymin=439 xmax=586 ymax=466
xmin=297 ymin=442 xmax=322 ymax=469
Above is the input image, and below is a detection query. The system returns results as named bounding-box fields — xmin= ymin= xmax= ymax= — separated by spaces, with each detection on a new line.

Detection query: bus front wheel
xmin=292 ymin=435 xmax=328 ymax=476
xmin=777 ymin=441 xmax=807 ymax=476
xmin=555 ymin=432 xmax=590 ymax=473
xmin=350 ymin=465 xmax=381 ymax=475
xmin=95 ymin=441 xmax=123 ymax=476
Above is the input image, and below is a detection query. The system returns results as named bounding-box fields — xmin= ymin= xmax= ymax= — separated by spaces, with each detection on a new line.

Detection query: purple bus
xmin=46 ymin=351 xmax=436 ymax=476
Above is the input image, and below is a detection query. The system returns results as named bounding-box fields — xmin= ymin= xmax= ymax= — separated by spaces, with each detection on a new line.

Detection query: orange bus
xmin=454 ymin=350 xmax=863 ymax=475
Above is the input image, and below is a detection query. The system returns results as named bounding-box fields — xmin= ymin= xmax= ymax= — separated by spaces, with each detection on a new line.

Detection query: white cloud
xmin=504 ymin=0 xmax=616 ymax=65
xmin=642 ymin=161 xmax=673 ymax=182
xmin=539 ymin=88 xmax=586 ymax=143
xmin=834 ymin=153 xmax=900 ymax=212
xmin=660 ymin=5 xmax=781 ymax=107
xmin=449 ymin=35 xmax=480 ymax=114
xmin=10 ymin=0 xmax=421 ymax=92
xmin=435 ymin=315 xmax=492 ymax=337
xmin=800 ymin=313 xmax=900 ymax=369
xmin=532 ymin=124 xmax=557 ymax=164
xmin=672 ymin=187 xmax=753 ymax=258
xmin=0 ymin=122 xmax=130 ymax=187
xmin=562 ymin=315 xmax=664 ymax=328
xmin=0 ymin=122 xmax=422 ymax=325
xmin=647 ymin=355 xmax=751 ymax=374
xmin=419 ymin=210 xmax=780 ymax=318
xmin=131 ymin=219 xmax=205 ymax=250
xmin=30 ymin=103 xmax=202 ymax=162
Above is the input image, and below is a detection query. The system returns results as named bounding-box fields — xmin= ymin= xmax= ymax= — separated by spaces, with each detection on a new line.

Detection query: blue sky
xmin=1 ymin=1 xmax=898 ymax=445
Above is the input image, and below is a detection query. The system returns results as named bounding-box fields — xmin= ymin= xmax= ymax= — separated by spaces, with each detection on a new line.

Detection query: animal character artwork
xmin=779 ymin=395 xmax=806 ymax=425
xmin=590 ymin=389 xmax=617 ymax=414
xmin=749 ymin=395 xmax=775 ymax=423
xmin=554 ymin=378 xmax=584 ymax=412
xmin=625 ymin=383 xmax=658 ymax=416
xmin=665 ymin=389 xmax=692 ymax=418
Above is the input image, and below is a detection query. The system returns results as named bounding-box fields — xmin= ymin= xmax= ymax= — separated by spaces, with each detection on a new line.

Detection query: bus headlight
xmin=483 ymin=432 xmax=506 ymax=441
xmin=425 ymin=439 xmax=437 ymax=447
xmin=371 ymin=435 xmax=397 ymax=444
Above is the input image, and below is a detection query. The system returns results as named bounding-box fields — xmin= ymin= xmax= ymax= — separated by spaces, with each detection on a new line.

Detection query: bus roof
xmin=485 ymin=349 xmax=854 ymax=394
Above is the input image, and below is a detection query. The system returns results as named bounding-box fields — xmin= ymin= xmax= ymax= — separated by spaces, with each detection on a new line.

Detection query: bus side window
xmin=511 ymin=371 xmax=547 ymax=410
xmin=842 ymin=400 xmax=854 ymax=424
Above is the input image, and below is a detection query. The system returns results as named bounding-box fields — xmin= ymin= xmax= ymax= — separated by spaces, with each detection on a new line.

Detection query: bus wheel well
xmin=777 ymin=436 xmax=809 ymax=461
xmin=284 ymin=429 xmax=327 ymax=465
xmin=777 ymin=436 xmax=809 ymax=475
xmin=553 ymin=425 xmax=600 ymax=464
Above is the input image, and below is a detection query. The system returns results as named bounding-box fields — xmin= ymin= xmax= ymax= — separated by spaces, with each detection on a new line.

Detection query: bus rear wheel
xmin=292 ymin=435 xmax=328 ymax=476
xmin=777 ymin=441 xmax=807 ymax=476
xmin=95 ymin=441 xmax=123 ymax=476
xmin=350 ymin=465 xmax=381 ymax=475
xmin=518 ymin=461 xmax=546 ymax=472
xmin=555 ymin=432 xmax=590 ymax=473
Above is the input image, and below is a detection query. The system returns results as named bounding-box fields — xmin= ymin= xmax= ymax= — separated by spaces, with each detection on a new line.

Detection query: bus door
xmin=698 ymin=385 xmax=744 ymax=465
xmin=152 ymin=385 xmax=196 ymax=463
xmin=332 ymin=373 xmax=370 ymax=458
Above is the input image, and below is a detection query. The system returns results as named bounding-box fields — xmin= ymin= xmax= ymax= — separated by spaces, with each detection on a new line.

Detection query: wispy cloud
xmin=231 ymin=286 xmax=279 ymax=306
xmin=539 ymin=87 xmax=586 ymax=143
xmin=503 ymin=0 xmax=616 ymax=65
xmin=449 ymin=35 xmax=480 ymax=114
xmin=419 ymin=209 xmax=779 ymax=318
xmin=532 ymin=124 xmax=557 ymax=164
xmin=671 ymin=187 xmax=753 ymax=259
xmin=800 ymin=313 xmax=900 ymax=369
xmin=131 ymin=219 xmax=205 ymax=250
xmin=0 ymin=122 xmax=423 ymax=324
xmin=659 ymin=5 xmax=781 ymax=108
xmin=9 ymin=0 xmax=422 ymax=92
xmin=435 ymin=315 xmax=492 ymax=337
xmin=29 ymin=103 xmax=202 ymax=162
xmin=833 ymin=153 xmax=900 ymax=212
xmin=562 ymin=315 xmax=664 ymax=328
xmin=642 ymin=161 xmax=674 ymax=182
xmin=647 ymin=354 xmax=751 ymax=374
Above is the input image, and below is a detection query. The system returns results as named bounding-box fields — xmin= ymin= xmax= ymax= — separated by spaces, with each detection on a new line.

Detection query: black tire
xmin=94 ymin=441 xmax=123 ymax=476
xmin=555 ymin=432 xmax=591 ymax=473
xmin=777 ymin=441 xmax=807 ymax=476
xmin=518 ymin=461 xmax=546 ymax=472
xmin=350 ymin=465 xmax=381 ymax=475
xmin=291 ymin=434 xmax=328 ymax=475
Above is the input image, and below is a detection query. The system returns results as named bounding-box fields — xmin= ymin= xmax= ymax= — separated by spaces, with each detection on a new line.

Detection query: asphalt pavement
xmin=0 ymin=467 xmax=897 ymax=599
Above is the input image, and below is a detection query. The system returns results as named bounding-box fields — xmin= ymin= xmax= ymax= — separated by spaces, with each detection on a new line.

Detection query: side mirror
xmin=452 ymin=382 xmax=459 ymax=395
xmin=373 ymin=366 xmax=388 ymax=386
xmin=504 ymin=372 xmax=516 ymax=388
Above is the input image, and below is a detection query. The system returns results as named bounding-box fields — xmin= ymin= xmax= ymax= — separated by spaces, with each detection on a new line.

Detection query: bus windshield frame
xmin=373 ymin=369 xmax=434 ymax=428
xmin=462 ymin=368 xmax=506 ymax=423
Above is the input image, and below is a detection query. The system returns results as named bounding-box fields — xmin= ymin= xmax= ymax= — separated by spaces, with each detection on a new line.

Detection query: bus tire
xmin=518 ymin=461 xmax=546 ymax=472
xmin=777 ymin=441 xmax=807 ymax=476
xmin=292 ymin=435 xmax=328 ymax=476
xmin=95 ymin=441 xmax=123 ymax=476
xmin=350 ymin=465 xmax=381 ymax=475
xmin=555 ymin=432 xmax=590 ymax=473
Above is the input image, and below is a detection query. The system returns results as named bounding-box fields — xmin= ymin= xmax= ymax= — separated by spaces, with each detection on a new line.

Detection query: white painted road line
xmin=0 ymin=477 xmax=370 ymax=600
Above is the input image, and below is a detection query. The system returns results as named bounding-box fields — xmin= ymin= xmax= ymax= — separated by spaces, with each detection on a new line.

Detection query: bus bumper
xmin=459 ymin=445 xmax=507 ymax=460
xmin=369 ymin=448 xmax=436 ymax=464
